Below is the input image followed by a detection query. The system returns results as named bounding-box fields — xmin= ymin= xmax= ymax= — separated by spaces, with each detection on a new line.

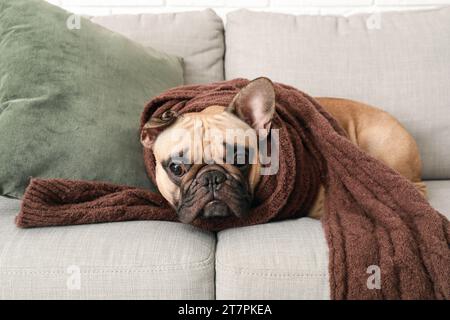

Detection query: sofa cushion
xmin=0 ymin=198 xmax=215 ymax=299
xmin=216 ymin=218 xmax=330 ymax=300
xmin=91 ymin=9 xmax=225 ymax=85
xmin=426 ymin=180 xmax=450 ymax=216
xmin=215 ymin=180 xmax=449 ymax=300
xmin=0 ymin=197 xmax=20 ymax=216
xmin=225 ymin=8 xmax=450 ymax=179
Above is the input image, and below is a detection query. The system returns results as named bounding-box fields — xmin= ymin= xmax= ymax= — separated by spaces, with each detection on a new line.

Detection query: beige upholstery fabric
xmin=91 ymin=10 xmax=224 ymax=85
xmin=225 ymin=7 xmax=450 ymax=179
xmin=0 ymin=197 xmax=20 ymax=216
xmin=0 ymin=200 xmax=215 ymax=299
xmin=215 ymin=180 xmax=449 ymax=300
xmin=426 ymin=180 xmax=450 ymax=218
xmin=216 ymin=218 xmax=330 ymax=300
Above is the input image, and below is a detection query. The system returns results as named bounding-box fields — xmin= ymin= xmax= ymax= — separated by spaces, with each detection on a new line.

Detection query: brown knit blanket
xmin=16 ymin=79 xmax=449 ymax=299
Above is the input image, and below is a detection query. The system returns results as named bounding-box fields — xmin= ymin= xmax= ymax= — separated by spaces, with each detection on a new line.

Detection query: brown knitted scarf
xmin=16 ymin=79 xmax=450 ymax=299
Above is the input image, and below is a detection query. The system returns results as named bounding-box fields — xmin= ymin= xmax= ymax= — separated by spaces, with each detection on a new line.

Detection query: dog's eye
xmin=169 ymin=162 xmax=184 ymax=177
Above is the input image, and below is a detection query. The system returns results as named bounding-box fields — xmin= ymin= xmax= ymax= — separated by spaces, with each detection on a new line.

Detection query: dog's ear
xmin=140 ymin=110 xmax=177 ymax=149
xmin=227 ymin=77 xmax=275 ymax=136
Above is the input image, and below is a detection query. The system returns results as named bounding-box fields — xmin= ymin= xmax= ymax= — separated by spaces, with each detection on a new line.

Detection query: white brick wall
xmin=47 ymin=0 xmax=450 ymax=18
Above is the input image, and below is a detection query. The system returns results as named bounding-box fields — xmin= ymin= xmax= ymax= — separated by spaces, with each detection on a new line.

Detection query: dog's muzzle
xmin=177 ymin=164 xmax=252 ymax=224
xmin=197 ymin=169 xmax=230 ymax=219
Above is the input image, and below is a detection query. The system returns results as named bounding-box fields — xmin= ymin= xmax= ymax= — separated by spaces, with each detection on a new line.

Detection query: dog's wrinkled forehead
xmin=152 ymin=105 xmax=258 ymax=165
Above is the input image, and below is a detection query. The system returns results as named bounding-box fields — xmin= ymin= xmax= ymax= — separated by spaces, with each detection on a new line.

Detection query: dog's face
xmin=141 ymin=78 xmax=275 ymax=224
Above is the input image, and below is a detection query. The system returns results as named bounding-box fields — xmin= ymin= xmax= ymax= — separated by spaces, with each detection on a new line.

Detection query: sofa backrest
xmin=225 ymin=8 xmax=450 ymax=180
xmin=91 ymin=9 xmax=224 ymax=85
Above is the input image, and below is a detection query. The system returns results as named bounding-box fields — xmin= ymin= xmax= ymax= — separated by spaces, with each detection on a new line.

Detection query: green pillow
xmin=0 ymin=0 xmax=184 ymax=198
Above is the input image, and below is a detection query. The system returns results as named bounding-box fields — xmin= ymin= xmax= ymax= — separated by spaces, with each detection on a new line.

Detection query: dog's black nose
xmin=198 ymin=170 xmax=226 ymax=187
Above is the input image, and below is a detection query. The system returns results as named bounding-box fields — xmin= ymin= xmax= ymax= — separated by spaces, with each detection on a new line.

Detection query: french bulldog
xmin=141 ymin=78 xmax=425 ymax=223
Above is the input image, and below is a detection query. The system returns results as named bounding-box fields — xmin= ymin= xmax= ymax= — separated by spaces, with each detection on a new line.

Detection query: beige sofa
xmin=1 ymin=7 xmax=449 ymax=299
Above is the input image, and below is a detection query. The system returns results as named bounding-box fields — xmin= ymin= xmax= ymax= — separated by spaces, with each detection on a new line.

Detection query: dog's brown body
xmin=142 ymin=78 xmax=425 ymax=221
xmin=309 ymin=98 xmax=426 ymax=218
